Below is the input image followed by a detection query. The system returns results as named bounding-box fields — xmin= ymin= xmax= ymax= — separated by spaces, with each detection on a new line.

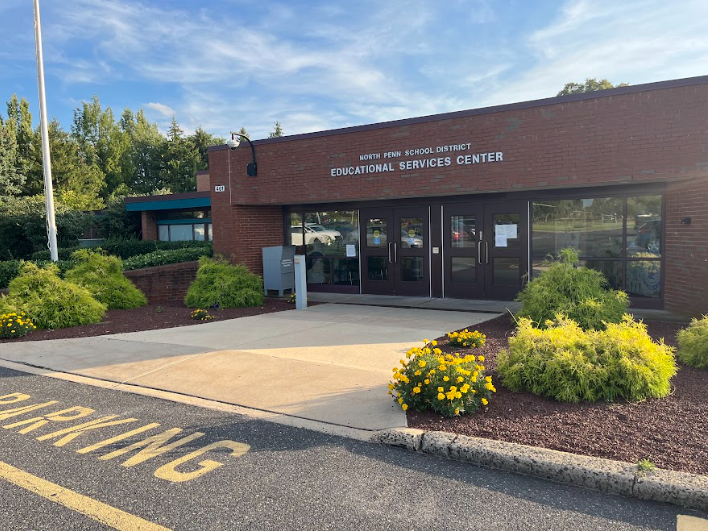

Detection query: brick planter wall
xmin=124 ymin=261 xmax=199 ymax=304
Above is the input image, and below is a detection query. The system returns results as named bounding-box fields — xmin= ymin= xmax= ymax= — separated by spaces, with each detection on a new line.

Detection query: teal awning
xmin=125 ymin=197 xmax=211 ymax=211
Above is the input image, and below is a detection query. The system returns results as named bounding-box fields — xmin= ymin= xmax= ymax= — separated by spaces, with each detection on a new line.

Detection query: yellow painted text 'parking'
xmin=0 ymin=392 xmax=250 ymax=483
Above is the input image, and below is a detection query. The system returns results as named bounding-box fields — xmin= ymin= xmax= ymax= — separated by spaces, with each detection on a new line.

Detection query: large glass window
xmin=289 ymin=211 xmax=360 ymax=287
xmin=532 ymin=194 xmax=662 ymax=300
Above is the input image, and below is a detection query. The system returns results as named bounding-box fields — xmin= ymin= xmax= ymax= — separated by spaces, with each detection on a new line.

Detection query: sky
xmin=1 ymin=0 xmax=707 ymax=140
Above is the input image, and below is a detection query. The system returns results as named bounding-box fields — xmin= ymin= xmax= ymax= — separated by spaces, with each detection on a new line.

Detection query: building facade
xmin=207 ymin=76 xmax=708 ymax=317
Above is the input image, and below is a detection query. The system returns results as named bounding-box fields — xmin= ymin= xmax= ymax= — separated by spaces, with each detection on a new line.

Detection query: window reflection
xmin=532 ymin=198 xmax=623 ymax=258
xmin=627 ymin=196 xmax=662 ymax=257
xmin=290 ymin=211 xmax=360 ymax=287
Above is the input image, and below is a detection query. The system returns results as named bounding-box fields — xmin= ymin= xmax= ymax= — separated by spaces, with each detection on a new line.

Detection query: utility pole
xmin=33 ymin=0 xmax=58 ymax=261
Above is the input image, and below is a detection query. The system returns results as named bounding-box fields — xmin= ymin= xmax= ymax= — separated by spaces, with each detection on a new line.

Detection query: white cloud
xmin=144 ymin=102 xmax=175 ymax=117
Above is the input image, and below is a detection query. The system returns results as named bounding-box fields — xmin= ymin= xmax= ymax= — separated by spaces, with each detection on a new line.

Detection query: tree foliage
xmin=557 ymin=78 xmax=629 ymax=97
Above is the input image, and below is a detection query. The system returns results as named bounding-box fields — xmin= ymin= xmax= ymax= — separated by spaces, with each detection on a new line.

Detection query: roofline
xmin=208 ymin=74 xmax=708 ymax=153
xmin=124 ymin=191 xmax=210 ymax=204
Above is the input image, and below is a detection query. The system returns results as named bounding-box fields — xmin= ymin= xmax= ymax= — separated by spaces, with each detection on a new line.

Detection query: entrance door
xmin=361 ymin=207 xmax=429 ymax=296
xmin=443 ymin=201 xmax=527 ymax=300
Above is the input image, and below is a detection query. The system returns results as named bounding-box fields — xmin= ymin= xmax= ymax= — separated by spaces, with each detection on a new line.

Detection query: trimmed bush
xmin=677 ymin=315 xmax=708 ymax=369
xmin=64 ymin=249 xmax=147 ymax=309
xmin=390 ymin=339 xmax=496 ymax=417
xmin=0 ymin=260 xmax=21 ymax=289
xmin=515 ymin=248 xmax=629 ymax=330
xmin=5 ymin=263 xmax=106 ymax=329
xmin=123 ymin=247 xmax=212 ymax=270
xmin=31 ymin=239 xmax=212 ymax=261
xmin=185 ymin=256 xmax=264 ymax=309
xmin=497 ymin=315 xmax=677 ymax=402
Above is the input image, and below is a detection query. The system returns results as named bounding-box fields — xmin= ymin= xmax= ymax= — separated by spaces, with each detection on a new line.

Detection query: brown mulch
xmin=0 ymin=299 xmax=300 ymax=342
xmin=407 ymin=315 xmax=708 ymax=476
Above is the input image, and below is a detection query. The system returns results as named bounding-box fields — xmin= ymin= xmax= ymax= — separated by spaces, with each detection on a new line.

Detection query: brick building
xmin=207 ymin=76 xmax=708 ymax=317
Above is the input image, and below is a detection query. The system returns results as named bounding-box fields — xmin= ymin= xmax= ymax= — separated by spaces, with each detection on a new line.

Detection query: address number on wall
xmin=214 ymin=185 xmax=226 ymax=192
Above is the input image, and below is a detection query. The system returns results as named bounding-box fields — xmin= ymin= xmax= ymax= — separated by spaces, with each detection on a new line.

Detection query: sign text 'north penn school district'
xmin=330 ymin=143 xmax=504 ymax=178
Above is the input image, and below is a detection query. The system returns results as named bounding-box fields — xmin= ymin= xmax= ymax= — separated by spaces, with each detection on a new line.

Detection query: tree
xmin=162 ymin=116 xmax=200 ymax=193
xmin=188 ymin=127 xmax=224 ymax=170
xmin=268 ymin=121 xmax=283 ymax=138
xmin=557 ymin=78 xmax=629 ymax=97
xmin=123 ymin=110 xmax=165 ymax=194
xmin=5 ymin=95 xmax=38 ymax=194
xmin=0 ymin=116 xmax=24 ymax=195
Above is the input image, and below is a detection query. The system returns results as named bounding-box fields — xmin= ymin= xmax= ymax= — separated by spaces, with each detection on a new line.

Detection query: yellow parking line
xmin=0 ymin=460 xmax=170 ymax=530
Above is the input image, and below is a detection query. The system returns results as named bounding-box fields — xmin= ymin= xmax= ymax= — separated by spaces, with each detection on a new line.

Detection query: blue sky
xmin=1 ymin=0 xmax=707 ymax=139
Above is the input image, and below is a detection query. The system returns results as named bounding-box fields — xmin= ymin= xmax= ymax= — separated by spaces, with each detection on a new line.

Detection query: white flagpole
xmin=33 ymin=0 xmax=58 ymax=262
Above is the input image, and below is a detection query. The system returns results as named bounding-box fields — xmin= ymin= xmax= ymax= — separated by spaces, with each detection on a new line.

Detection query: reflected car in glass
xmin=290 ymin=224 xmax=342 ymax=245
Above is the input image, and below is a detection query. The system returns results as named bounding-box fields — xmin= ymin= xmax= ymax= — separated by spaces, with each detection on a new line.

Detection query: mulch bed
xmin=407 ymin=315 xmax=708 ymax=476
xmin=0 ymin=299 xmax=299 ymax=342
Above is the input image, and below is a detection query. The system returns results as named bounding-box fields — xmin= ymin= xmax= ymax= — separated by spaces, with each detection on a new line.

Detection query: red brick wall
xmin=211 ymin=204 xmax=283 ymax=274
xmin=124 ymin=262 xmax=198 ymax=304
xmin=141 ymin=211 xmax=158 ymax=241
xmin=209 ymin=82 xmax=708 ymax=207
xmin=664 ymin=177 xmax=708 ymax=317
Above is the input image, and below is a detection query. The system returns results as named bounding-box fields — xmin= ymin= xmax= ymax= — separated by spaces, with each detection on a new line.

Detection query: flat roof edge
xmin=208 ymin=75 xmax=708 ymax=153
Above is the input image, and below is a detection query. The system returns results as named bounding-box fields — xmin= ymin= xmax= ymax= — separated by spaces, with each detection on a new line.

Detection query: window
xmin=532 ymin=194 xmax=662 ymax=300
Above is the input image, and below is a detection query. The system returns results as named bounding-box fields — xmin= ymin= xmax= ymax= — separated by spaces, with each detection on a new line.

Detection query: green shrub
xmin=185 ymin=256 xmax=264 ymax=309
xmin=123 ymin=247 xmax=212 ymax=270
xmin=5 ymin=263 xmax=106 ymax=329
xmin=0 ymin=260 xmax=21 ymax=289
xmin=0 ymin=310 xmax=36 ymax=339
xmin=497 ymin=315 xmax=677 ymax=402
xmin=64 ymin=249 xmax=147 ymax=309
xmin=515 ymin=248 xmax=629 ymax=330
xmin=390 ymin=340 xmax=496 ymax=417
xmin=31 ymin=239 xmax=212 ymax=261
xmin=677 ymin=315 xmax=708 ymax=369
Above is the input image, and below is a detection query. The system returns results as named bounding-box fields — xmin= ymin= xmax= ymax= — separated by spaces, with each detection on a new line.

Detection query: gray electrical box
xmin=262 ymin=245 xmax=295 ymax=296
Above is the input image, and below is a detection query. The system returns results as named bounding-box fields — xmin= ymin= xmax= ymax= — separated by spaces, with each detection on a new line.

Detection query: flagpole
xmin=32 ymin=0 xmax=58 ymax=262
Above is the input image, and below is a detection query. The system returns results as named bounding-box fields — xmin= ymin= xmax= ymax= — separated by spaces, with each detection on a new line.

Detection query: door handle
xmin=485 ymin=241 xmax=489 ymax=264
xmin=388 ymin=242 xmax=393 ymax=264
xmin=477 ymin=240 xmax=482 ymax=265
xmin=392 ymin=242 xmax=397 ymax=263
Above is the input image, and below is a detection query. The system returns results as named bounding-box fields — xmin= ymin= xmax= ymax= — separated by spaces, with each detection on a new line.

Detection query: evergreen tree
xmin=162 ymin=116 xmax=200 ymax=193
xmin=557 ymin=78 xmax=629 ymax=97
xmin=0 ymin=116 xmax=24 ymax=195
xmin=268 ymin=121 xmax=283 ymax=138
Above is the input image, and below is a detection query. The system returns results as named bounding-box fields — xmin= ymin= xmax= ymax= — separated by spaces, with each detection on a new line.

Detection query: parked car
xmin=290 ymin=224 xmax=342 ymax=245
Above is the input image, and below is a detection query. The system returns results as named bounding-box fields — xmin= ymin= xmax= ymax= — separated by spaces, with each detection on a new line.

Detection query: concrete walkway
xmin=0 ymin=304 xmax=499 ymax=431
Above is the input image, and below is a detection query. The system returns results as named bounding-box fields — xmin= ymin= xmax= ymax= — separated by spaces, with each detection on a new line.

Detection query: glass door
xmin=443 ymin=205 xmax=483 ymax=299
xmin=443 ymin=201 xmax=528 ymax=300
xmin=483 ymin=201 xmax=528 ymax=300
xmin=360 ymin=207 xmax=429 ymax=296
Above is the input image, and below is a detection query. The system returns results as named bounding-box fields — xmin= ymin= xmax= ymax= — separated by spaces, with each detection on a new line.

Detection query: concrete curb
xmin=372 ymin=428 xmax=708 ymax=512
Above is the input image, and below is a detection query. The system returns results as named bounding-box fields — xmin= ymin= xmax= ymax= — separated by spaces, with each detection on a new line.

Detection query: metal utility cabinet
xmin=262 ymin=245 xmax=295 ymax=296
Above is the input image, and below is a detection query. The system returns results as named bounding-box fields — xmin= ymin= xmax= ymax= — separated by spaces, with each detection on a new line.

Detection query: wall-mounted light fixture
xmin=227 ymin=131 xmax=257 ymax=177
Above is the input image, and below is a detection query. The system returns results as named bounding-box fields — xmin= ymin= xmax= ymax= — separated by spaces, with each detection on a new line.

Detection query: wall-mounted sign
xmin=330 ymin=142 xmax=504 ymax=178
xmin=214 ymin=185 xmax=226 ymax=192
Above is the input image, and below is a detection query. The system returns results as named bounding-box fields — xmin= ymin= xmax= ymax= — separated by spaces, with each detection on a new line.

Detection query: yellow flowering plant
xmin=0 ymin=311 xmax=37 ymax=339
xmin=190 ymin=309 xmax=215 ymax=321
xmin=389 ymin=340 xmax=495 ymax=417
xmin=447 ymin=328 xmax=486 ymax=349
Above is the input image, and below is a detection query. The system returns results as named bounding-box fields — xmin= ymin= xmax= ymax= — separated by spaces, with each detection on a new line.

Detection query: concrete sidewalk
xmin=0 ymin=304 xmax=499 ymax=431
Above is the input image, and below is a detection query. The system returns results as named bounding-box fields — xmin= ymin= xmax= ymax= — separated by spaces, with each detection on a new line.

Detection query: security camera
xmin=226 ymin=136 xmax=240 ymax=150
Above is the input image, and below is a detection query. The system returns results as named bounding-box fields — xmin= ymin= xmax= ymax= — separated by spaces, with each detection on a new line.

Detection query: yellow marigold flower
xmin=402 ymin=404 xmax=408 ymax=411
xmin=388 ymin=383 xmax=394 ymax=390
xmin=439 ymin=365 xmax=447 ymax=371
xmin=481 ymin=398 xmax=488 ymax=406
xmin=424 ymin=379 xmax=430 ymax=385
xmin=478 ymin=355 xmax=485 ymax=362
xmin=433 ymin=348 xmax=442 ymax=355
xmin=443 ymin=376 xmax=449 ymax=382
xmin=454 ymin=408 xmax=460 ymax=415
xmin=414 ymin=370 xmax=421 ymax=376
xmin=429 ymin=369 xmax=436 ymax=375
xmin=413 ymin=387 xmax=421 ymax=394
xmin=437 ymin=393 xmax=445 ymax=401
xmin=457 ymin=376 xmax=464 ymax=383
xmin=431 ymin=340 xmax=438 ymax=346
xmin=423 ymin=338 xmax=429 ymax=343
xmin=398 ymin=398 xmax=403 ymax=404
xmin=485 ymin=376 xmax=492 ymax=382
xmin=437 ymin=387 xmax=444 ymax=392
xmin=399 ymin=359 xmax=405 ymax=365
xmin=471 ymin=389 xmax=477 ymax=394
